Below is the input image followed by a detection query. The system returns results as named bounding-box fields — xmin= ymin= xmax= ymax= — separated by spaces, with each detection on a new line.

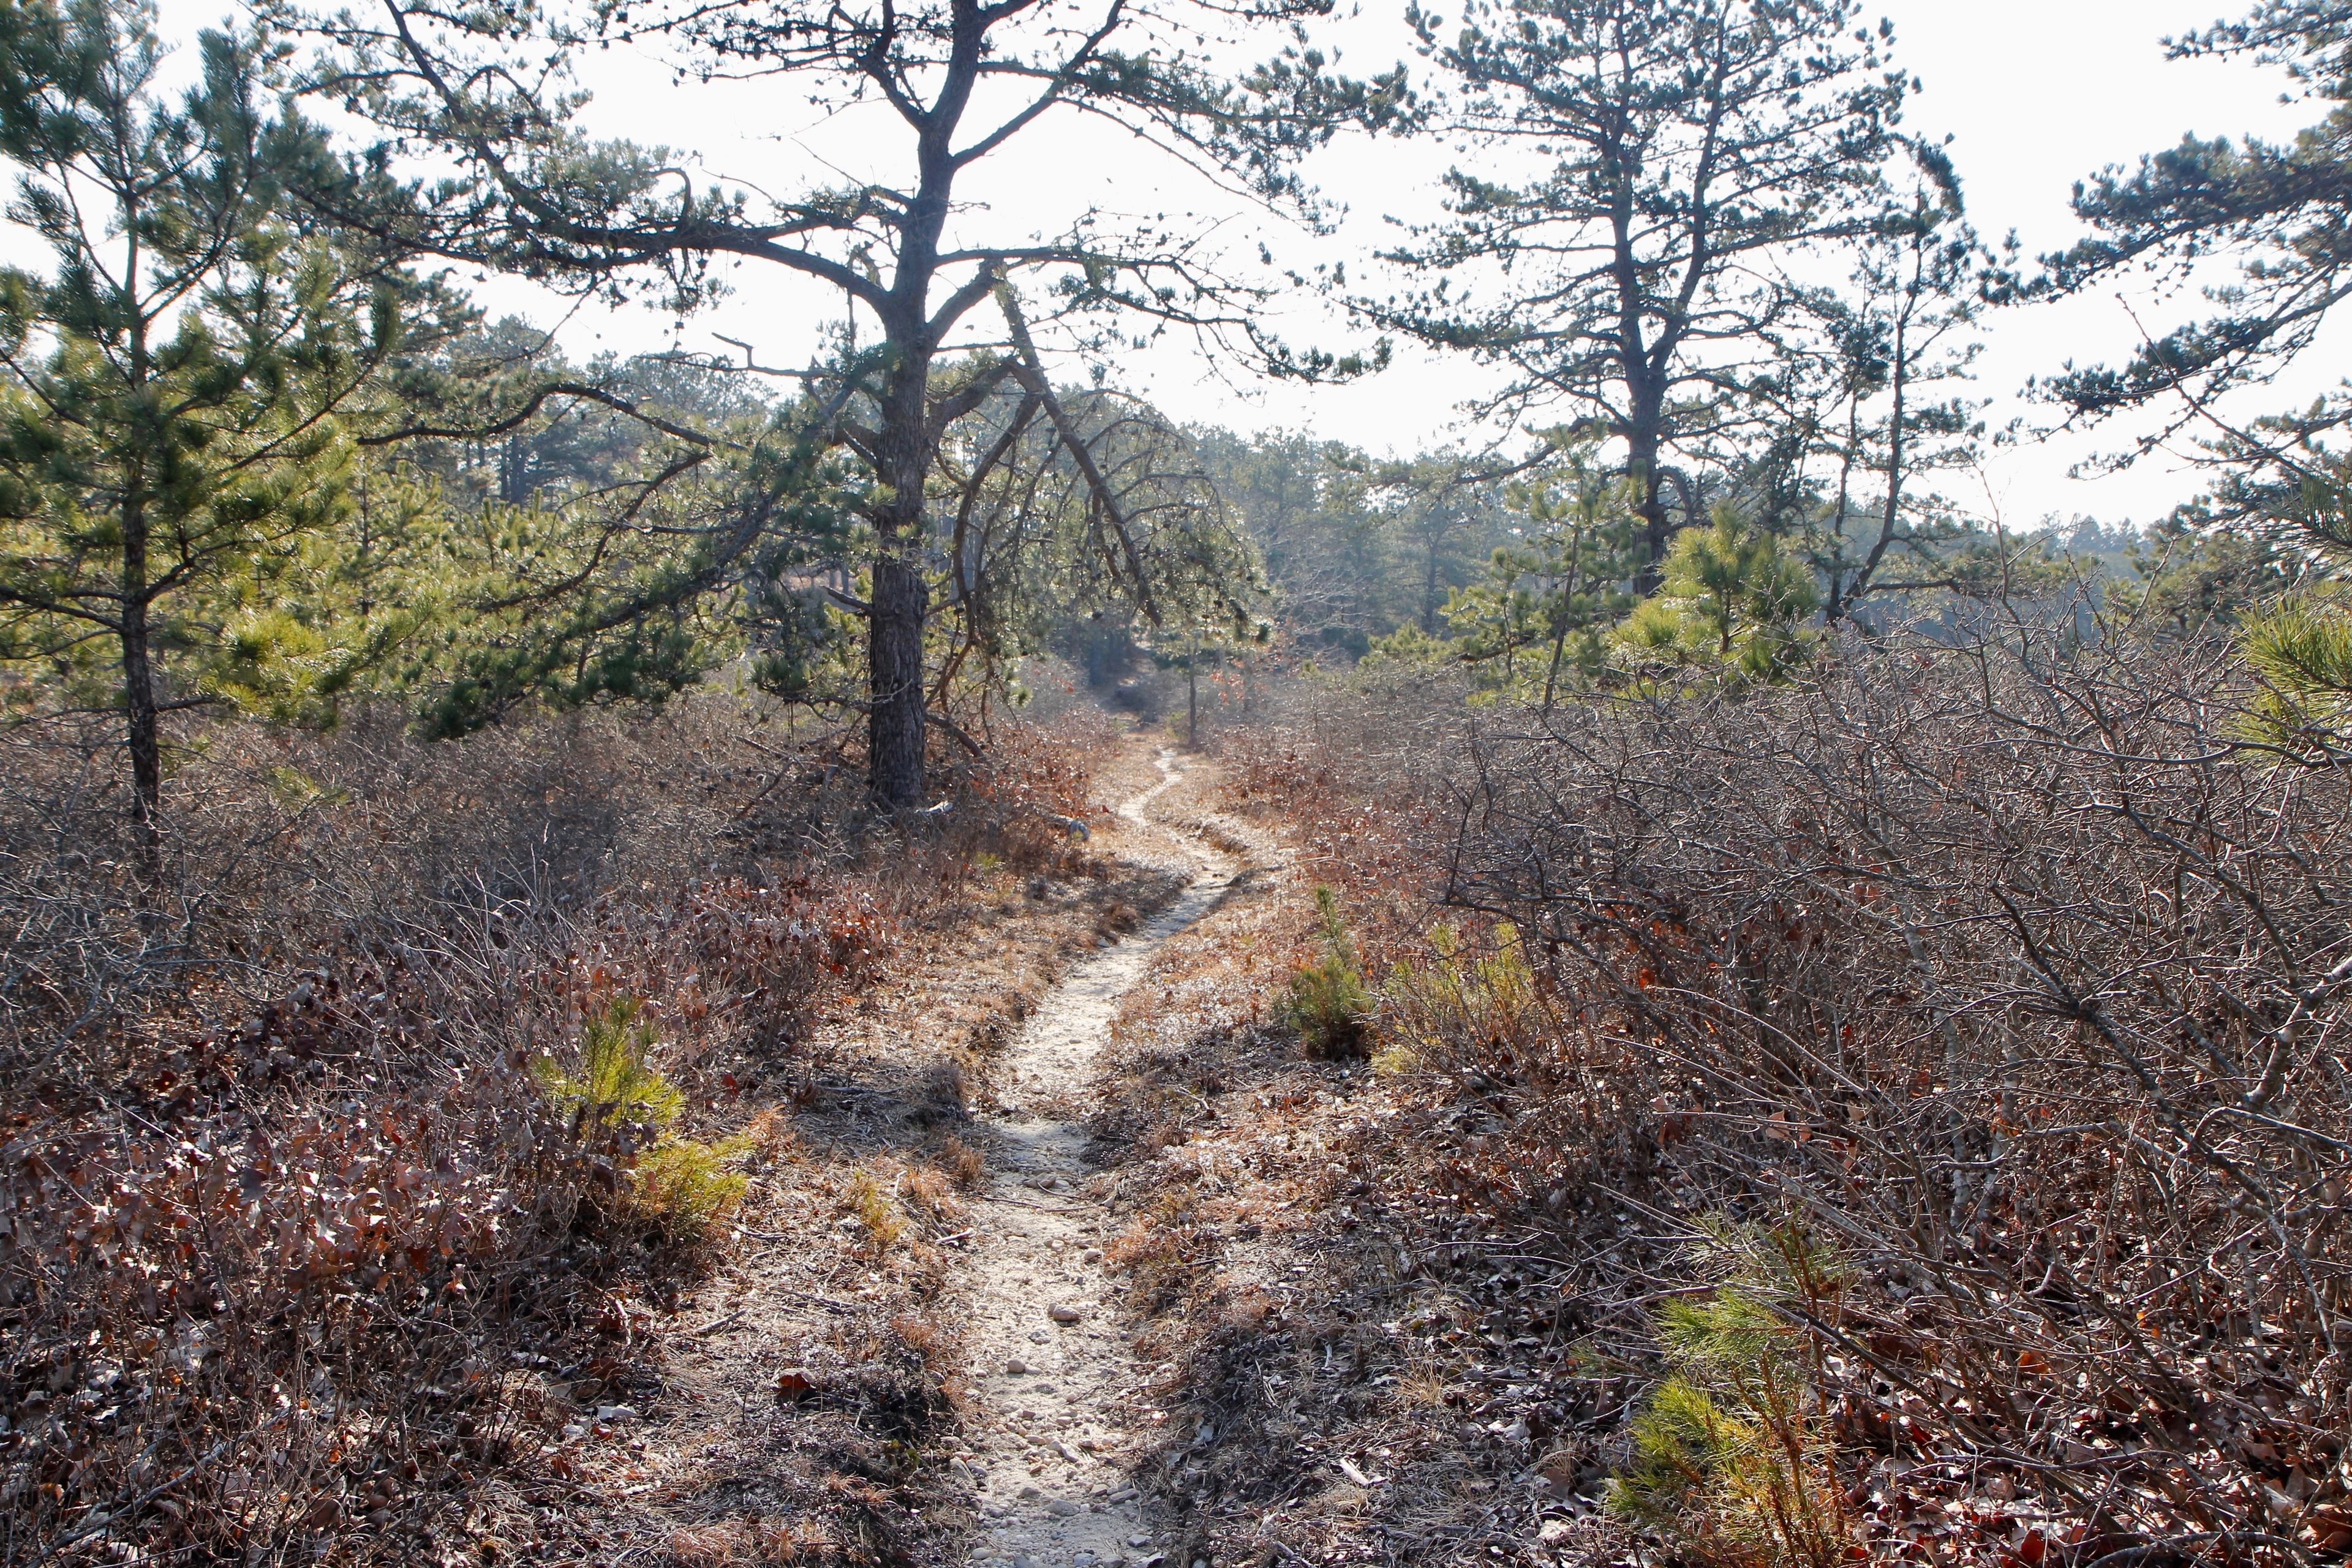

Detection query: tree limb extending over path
xmin=282 ymin=0 xmax=1405 ymax=807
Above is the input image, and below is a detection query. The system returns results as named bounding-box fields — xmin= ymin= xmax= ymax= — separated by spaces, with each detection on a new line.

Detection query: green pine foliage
xmin=359 ymin=334 xmax=865 ymax=740
xmin=1436 ymin=450 xmax=1645 ymax=706
xmin=2238 ymin=592 xmax=2352 ymax=761
xmin=630 ymin=1137 xmax=755 ymax=1238
xmin=1611 ymin=1221 xmax=1853 ymax=1568
xmin=1282 ymin=884 xmax=1373 ymax=1058
xmin=535 ymin=998 xmax=748 ymax=1235
xmin=1612 ymin=513 xmax=1820 ymax=682
xmin=0 ymin=0 xmax=459 ymax=831
xmin=534 ymin=997 xmax=688 ymax=1131
xmin=1376 ymin=919 xmax=1537 ymax=1077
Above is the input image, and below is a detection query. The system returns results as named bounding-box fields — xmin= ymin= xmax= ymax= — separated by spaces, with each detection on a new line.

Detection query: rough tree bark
xmin=869 ymin=349 xmax=937 ymax=807
xmin=119 ymin=489 xmax=162 ymax=869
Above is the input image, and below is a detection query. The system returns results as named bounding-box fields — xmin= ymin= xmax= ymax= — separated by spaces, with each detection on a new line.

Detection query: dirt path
xmin=952 ymin=748 xmax=1244 ymax=1568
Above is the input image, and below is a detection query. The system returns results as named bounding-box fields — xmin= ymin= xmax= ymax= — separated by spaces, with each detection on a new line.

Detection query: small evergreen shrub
xmin=535 ymin=997 xmax=687 ymax=1131
xmin=1610 ymin=1221 xmax=1852 ymax=1568
xmin=535 ymin=997 xmax=748 ymax=1235
xmin=1609 ymin=512 xmax=1818 ymax=682
xmin=631 ymin=1135 xmax=752 ymax=1237
xmin=1281 ymin=885 xmax=1373 ymax=1057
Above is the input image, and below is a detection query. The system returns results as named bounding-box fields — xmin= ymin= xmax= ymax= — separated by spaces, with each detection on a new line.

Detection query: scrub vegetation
xmin=12 ymin=0 xmax=2352 ymax=1564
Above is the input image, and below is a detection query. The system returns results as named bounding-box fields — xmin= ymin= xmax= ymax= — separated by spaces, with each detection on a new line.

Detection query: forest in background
xmin=11 ymin=0 xmax=2352 ymax=1562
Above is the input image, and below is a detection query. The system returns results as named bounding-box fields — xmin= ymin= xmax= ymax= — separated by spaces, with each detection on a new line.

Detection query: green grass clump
xmin=1379 ymin=919 xmax=1536 ymax=1074
xmin=846 ymin=1168 xmax=905 ymax=1250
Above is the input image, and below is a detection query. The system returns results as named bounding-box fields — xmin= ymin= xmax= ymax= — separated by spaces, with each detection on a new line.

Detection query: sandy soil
xmin=951 ymin=748 xmax=1248 ymax=1568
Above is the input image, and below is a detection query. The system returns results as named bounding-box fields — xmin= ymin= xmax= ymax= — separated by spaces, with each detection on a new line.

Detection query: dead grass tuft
xmin=938 ymin=1133 xmax=987 ymax=1188
xmin=897 ymin=1162 xmax=962 ymax=1224
xmin=668 ymin=1518 xmax=835 ymax=1567
xmin=888 ymin=1313 xmax=952 ymax=1374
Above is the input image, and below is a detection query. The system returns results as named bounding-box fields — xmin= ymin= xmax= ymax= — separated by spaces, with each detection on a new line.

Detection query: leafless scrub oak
xmin=932 ymin=388 xmax=1254 ymax=727
xmin=1273 ymin=625 xmax=2352 ymax=1556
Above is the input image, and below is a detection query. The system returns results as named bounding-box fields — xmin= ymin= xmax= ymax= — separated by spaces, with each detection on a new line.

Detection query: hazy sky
xmin=138 ymin=1 xmax=2336 ymax=525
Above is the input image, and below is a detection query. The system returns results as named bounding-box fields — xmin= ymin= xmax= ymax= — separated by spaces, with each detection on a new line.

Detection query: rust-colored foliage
xmin=0 ymin=698 xmax=1096 ymax=1564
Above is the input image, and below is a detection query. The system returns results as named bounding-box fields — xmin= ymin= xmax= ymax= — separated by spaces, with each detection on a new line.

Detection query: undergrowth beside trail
xmin=1106 ymin=628 xmax=2352 ymax=1568
xmin=0 ymin=696 xmax=1122 ymax=1567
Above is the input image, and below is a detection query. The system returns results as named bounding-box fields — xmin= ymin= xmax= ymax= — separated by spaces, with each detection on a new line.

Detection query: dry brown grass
xmin=669 ymin=1517 xmax=837 ymax=1566
xmin=938 ymin=1133 xmax=987 ymax=1189
xmin=897 ymin=1162 xmax=962 ymax=1226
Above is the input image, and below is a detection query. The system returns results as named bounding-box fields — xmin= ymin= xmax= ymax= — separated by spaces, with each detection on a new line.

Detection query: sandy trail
xmin=953 ymin=748 xmax=1239 ymax=1568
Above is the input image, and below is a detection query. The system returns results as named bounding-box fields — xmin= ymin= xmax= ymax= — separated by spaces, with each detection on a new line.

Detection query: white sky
xmin=130 ymin=2 xmax=2345 ymax=524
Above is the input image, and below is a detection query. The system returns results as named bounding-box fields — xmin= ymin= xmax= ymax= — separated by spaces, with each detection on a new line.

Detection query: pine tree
xmin=293 ymin=0 xmax=1404 ymax=809
xmin=0 ymin=0 xmax=440 ymax=862
xmin=1441 ymin=447 xmax=1643 ymax=706
xmin=1613 ymin=513 xmax=1819 ymax=680
xmin=2044 ymin=1 xmax=2352 ymax=533
xmin=1374 ymin=0 xmax=1909 ymax=578
xmin=2040 ymin=1 xmax=2352 ymax=760
xmin=1807 ymin=144 xmax=1995 ymax=620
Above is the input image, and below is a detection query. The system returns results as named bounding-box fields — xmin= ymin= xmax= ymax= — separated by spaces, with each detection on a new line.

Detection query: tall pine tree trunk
xmin=868 ymin=552 xmax=929 ymax=809
xmin=119 ymin=224 xmax=163 ymax=872
xmin=1853 ymin=303 xmax=1912 ymax=615
xmin=860 ymin=81 xmax=969 ymax=813
xmin=1629 ymin=428 xmax=1673 ymax=593
xmin=868 ymin=352 xmax=933 ymax=810
xmin=1186 ymin=635 xmax=1198 ymax=747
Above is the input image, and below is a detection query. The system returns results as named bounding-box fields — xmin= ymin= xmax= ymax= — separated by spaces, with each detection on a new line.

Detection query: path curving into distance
xmin=951 ymin=748 xmax=1242 ymax=1568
